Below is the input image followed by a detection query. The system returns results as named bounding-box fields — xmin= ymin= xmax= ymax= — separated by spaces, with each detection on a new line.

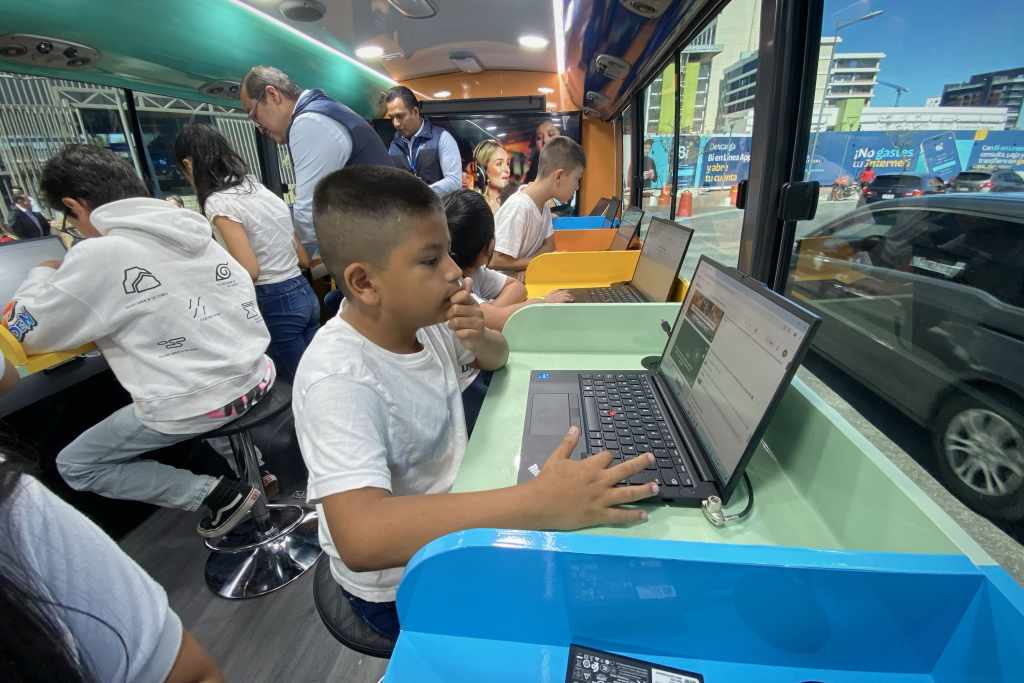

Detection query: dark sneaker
xmin=260 ymin=469 xmax=280 ymax=499
xmin=197 ymin=478 xmax=260 ymax=538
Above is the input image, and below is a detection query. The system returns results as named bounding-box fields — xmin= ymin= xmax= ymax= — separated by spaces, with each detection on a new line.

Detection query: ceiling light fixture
xmin=279 ymin=0 xmax=326 ymax=22
xmin=226 ymin=0 xmax=395 ymax=84
xmin=355 ymin=44 xmax=385 ymax=60
xmin=551 ymin=0 xmax=566 ymax=73
xmin=497 ymin=133 xmax=507 ymax=137
xmin=449 ymin=50 xmax=483 ymax=74
xmin=387 ymin=0 xmax=438 ymax=19
xmin=433 ymin=90 xmax=451 ymax=98
xmin=518 ymin=35 xmax=549 ymax=50
xmin=486 ymin=125 xmax=497 ymax=131
xmin=537 ymin=87 xmax=555 ymax=95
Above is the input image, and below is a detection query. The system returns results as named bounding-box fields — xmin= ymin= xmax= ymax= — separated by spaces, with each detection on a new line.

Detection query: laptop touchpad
xmin=530 ymin=394 xmax=570 ymax=435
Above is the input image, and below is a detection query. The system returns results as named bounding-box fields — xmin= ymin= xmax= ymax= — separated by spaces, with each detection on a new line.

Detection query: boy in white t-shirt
xmin=443 ymin=189 xmax=573 ymax=332
xmin=293 ymin=166 xmax=658 ymax=641
xmin=491 ymin=136 xmax=586 ymax=281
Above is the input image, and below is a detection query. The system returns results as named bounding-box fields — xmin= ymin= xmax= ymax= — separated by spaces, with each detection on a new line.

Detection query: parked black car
xmin=859 ymin=174 xmax=946 ymax=206
xmin=789 ymin=193 xmax=1024 ymax=520
xmin=950 ymin=168 xmax=1024 ymax=193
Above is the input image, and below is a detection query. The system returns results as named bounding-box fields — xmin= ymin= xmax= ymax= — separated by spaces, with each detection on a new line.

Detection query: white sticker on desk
xmin=652 ymin=669 xmax=701 ymax=683
xmin=528 ymin=463 xmax=541 ymax=477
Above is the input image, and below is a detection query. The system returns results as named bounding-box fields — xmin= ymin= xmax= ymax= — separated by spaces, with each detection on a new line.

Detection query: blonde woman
xmin=472 ymin=140 xmax=510 ymax=214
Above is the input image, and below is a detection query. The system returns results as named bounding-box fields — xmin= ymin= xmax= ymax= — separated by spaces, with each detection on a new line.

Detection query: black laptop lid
xmin=630 ymin=218 xmax=693 ymax=302
xmin=589 ymin=198 xmax=610 ymax=217
xmin=610 ymin=208 xmax=644 ymax=250
xmin=604 ymin=197 xmax=621 ymax=221
xmin=655 ymin=257 xmax=820 ymax=500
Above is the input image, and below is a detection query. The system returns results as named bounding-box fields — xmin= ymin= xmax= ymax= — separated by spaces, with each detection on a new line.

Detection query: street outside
xmin=646 ymin=189 xmax=1024 ymax=544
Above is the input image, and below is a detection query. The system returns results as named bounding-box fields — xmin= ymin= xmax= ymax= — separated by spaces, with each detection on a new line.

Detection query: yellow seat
xmin=0 ymin=325 xmax=95 ymax=375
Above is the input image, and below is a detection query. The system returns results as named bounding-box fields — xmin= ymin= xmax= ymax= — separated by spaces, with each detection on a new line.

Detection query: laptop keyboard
xmin=572 ymin=286 xmax=644 ymax=304
xmin=580 ymin=374 xmax=695 ymax=490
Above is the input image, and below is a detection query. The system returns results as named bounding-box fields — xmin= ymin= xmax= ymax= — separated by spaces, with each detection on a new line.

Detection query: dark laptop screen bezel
xmin=589 ymin=198 xmax=610 ymax=217
xmin=629 ymin=217 xmax=694 ymax=302
xmin=654 ymin=256 xmax=821 ymax=502
xmin=604 ymin=197 xmax=621 ymax=222
xmin=611 ymin=208 xmax=644 ymax=249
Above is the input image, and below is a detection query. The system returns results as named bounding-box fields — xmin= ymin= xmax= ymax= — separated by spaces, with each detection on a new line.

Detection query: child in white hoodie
xmin=2 ymin=145 xmax=275 ymax=538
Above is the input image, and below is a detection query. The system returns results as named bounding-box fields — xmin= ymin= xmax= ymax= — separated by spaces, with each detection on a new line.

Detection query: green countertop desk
xmin=453 ymin=303 xmax=993 ymax=566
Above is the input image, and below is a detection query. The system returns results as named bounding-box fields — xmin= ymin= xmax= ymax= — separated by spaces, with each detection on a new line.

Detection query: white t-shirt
xmin=293 ymin=315 xmax=477 ymax=602
xmin=493 ymin=185 xmax=553 ymax=281
xmin=4 ymin=476 xmax=182 ymax=683
xmin=205 ymin=176 xmax=302 ymax=285
xmin=471 ymin=266 xmax=510 ymax=303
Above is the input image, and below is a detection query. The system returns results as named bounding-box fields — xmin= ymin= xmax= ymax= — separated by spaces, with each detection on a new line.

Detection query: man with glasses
xmin=240 ymin=66 xmax=392 ymax=257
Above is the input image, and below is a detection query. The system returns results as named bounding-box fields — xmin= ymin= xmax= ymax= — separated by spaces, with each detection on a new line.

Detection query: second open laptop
xmin=565 ymin=217 xmax=693 ymax=304
xmin=608 ymin=207 xmax=644 ymax=250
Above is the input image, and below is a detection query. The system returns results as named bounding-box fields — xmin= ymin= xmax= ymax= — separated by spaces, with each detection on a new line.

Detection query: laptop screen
xmin=630 ymin=218 xmax=692 ymax=302
xmin=0 ymin=236 xmax=67 ymax=306
xmin=657 ymin=258 xmax=814 ymax=488
xmin=610 ymin=208 xmax=644 ymax=250
xmin=589 ymin=198 xmax=610 ymax=217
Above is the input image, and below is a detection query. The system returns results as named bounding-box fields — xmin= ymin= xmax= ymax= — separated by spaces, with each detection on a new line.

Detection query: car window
xmin=957 ymin=172 xmax=990 ymax=181
xmin=825 ymin=208 xmax=920 ymax=240
xmin=871 ymin=175 xmax=921 ymax=189
xmin=907 ymin=211 xmax=1024 ymax=307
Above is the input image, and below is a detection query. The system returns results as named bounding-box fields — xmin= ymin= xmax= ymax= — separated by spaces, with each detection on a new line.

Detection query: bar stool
xmin=313 ymin=554 xmax=396 ymax=658
xmin=203 ymin=379 xmax=321 ymax=599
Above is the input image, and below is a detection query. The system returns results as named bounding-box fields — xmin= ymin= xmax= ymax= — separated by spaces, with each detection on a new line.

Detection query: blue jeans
xmin=256 ymin=275 xmax=320 ymax=383
xmin=341 ymin=587 xmax=400 ymax=641
xmin=461 ymin=370 xmax=493 ymax=437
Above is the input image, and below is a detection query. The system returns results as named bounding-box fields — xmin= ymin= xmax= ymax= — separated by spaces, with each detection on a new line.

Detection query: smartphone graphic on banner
xmin=921 ymin=132 xmax=962 ymax=180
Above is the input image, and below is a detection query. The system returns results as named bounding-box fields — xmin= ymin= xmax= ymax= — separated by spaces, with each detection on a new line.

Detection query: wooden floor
xmin=120 ymin=505 xmax=388 ymax=682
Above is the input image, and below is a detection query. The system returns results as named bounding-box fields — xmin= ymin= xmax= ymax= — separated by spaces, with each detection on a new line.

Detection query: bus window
xmin=784 ymin=0 xmax=1024 ymax=525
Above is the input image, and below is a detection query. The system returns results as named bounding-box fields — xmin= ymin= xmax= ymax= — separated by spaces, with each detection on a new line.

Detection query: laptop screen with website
xmin=630 ymin=218 xmax=692 ymax=302
xmin=657 ymin=259 xmax=812 ymax=487
xmin=610 ymin=208 xmax=643 ymax=250
xmin=0 ymin=236 xmax=67 ymax=306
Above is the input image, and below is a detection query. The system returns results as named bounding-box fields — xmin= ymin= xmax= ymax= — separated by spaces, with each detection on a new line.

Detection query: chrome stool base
xmin=205 ymin=504 xmax=321 ymax=600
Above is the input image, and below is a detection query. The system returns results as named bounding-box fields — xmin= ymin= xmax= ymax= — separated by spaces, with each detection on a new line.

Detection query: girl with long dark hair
xmin=174 ymin=123 xmax=320 ymax=383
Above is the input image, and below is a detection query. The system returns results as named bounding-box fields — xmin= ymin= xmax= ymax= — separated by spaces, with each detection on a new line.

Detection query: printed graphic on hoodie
xmin=3 ymin=300 xmax=37 ymax=342
xmin=122 ymin=266 xmax=161 ymax=294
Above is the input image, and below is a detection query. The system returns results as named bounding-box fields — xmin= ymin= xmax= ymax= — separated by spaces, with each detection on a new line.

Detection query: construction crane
xmin=877 ymin=81 xmax=910 ymax=106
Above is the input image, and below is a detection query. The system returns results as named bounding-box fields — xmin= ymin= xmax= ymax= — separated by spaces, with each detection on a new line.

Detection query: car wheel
xmin=933 ymin=393 xmax=1024 ymax=521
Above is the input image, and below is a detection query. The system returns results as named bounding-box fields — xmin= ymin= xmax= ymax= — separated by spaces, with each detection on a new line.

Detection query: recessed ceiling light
xmin=486 ymin=125 xmax=497 ymax=131
xmin=355 ymin=44 xmax=384 ymax=60
xmin=518 ymin=35 xmax=549 ymax=49
xmin=538 ymin=87 xmax=555 ymax=94
xmin=433 ymin=90 xmax=451 ymax=98
xmin=497 ymin=133 xmax=507 ymax=137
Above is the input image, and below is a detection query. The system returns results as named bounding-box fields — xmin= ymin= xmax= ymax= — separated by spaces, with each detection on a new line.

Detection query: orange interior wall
xmin=399 ymin=70 xmax=619 ymax=211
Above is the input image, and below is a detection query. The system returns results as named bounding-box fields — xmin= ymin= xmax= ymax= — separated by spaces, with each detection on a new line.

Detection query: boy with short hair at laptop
xmin=491 ymin=136 xmax=585 ymax=281
xmin=294 ymin=166 xmax=658 ymax=641
xmin=3 ymin=145 xmax=276 ymax=538
xmin=443 ymin=189 xmax=573 ymax=331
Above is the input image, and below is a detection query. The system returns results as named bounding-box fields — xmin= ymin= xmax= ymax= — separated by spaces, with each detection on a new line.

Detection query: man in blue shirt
xmin=384 ymin=86 xmax=462 ymax=196
xmin=240 ymin=65 xmax=392 ymax=256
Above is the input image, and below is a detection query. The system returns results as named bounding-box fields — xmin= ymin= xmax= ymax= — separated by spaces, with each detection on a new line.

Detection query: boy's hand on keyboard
xmin=532 ymin=426 xmax=658 ymax=529
xmin=543 ymin=289 xmax=574 ymax=303
xmin=447 ymin=276 xmax=486 ymax=351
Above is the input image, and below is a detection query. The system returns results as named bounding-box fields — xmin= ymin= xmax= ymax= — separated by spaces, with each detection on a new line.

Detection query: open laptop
xmin=565 ymin=217 xmax=693 ymax=304
xmin=608 ymin=208 xmax=644 ymax=251
xmin=517 ymin=256 xmax=821 ymax=505
xmin=588 ymin=197 xmax=621 ymax=222
xmin=0 ymin=235 xmax=67 ymax=305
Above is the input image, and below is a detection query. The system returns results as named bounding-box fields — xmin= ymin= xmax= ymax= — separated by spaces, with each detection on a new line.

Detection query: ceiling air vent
xmin=449 ymin=50 xmax=483 ymax=74
xmin=594 ymin=54 xmax=631 ymax=80
xmin=279 ymin=0 xmax=326 ymax=22
xmin=201 ymin=80 xmax=241 ymax=98
xmin=619 ymin=0 xmax=672 ymax=19
xmin=387 ymin=0 xmax=438 ymax=19
xmin=0 ymin=34 xmax=99 ymax=68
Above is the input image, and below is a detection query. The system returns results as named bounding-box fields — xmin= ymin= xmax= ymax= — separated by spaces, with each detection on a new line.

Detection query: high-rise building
xmin=677 ymin=21 xmax=722 ymax=134
xmin=941 ymin=68 xmax=1024 ymax=129
xmin=717 ymin=36 xmax=884 ymax=134
xmin=704 ymin=0 xmax=761 ymax=134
